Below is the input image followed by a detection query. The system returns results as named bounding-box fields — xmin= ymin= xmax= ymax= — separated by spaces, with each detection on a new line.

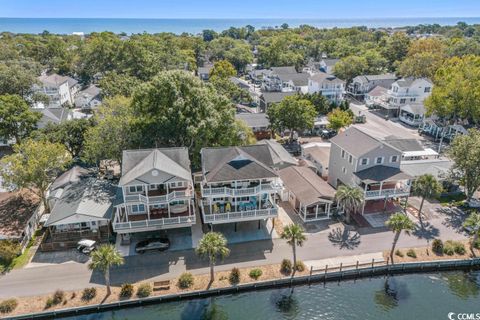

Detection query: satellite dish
xmin=152 ymin=170 xmax=159 ymax=177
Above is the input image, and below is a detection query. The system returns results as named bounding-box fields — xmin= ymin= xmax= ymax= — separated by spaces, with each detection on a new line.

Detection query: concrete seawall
xmin=10 ymin=258 xmax=480 ymax=320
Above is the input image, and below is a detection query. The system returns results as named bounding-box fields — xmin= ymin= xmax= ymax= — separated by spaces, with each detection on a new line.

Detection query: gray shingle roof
xmin=39 ymin=74 xmax=78 ymax=88
xmin=261 ymin=91 xmax=296 ymax=104
xmin=330 ymin=127 xmax=387 ymax=157
xmin=50 ymin=166 xmax=91 ymax=192
xmin=235 ymin=113 xmax=270 ymax=128
xmin=383 ymin=136 xmax=424 ymax=152
xmin=201 ymin=142 xmax=296 ymax=183
xmin=202 ymin=146 xmax=278 ymax=183
xmin=120 ymin=148 xmax=192 ymax=186
xmin=367 ymin=85 xmax=388 ymax=97
xmin=36 ymin=107 xmax=71 ymax=129
xmin=309 ymin=72 xmax=345 ymax=85
xmin=321 ymin=59 xmax=340 ymax=67
xmin=270 ymin=66 xmax=297 ymax=75
xmin=354 ymin=165 xmax=412 ymax=183
xmin=278 ymin=72 xmax=310 ymax=86
xmin=46 ymin=177 xmax=115 ymax=226
xmin=279 ymin=166 xmax=335 ymax=205
xmin=354 ymin=74 xmax=397 ymax=84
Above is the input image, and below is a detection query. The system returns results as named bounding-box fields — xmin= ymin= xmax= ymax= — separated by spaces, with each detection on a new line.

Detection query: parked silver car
xmin=135 ymin=238 xmax=170 ymax=254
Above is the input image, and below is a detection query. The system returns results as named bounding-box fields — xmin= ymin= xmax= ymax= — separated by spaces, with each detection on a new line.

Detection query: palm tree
xmin=412 ymin=174 xmax=442 ymax=227
xmin=385 ymin=213 xmax=415 ymax=262
xmin=335 ymin=185 xmax=364 ymax=224
xmin=463 ymin=211 xmax=480 ymax=256
xmin=88 ymin=244 xmax=124 ymax=295
xmin=281 ymin=224 xmax=307 ymax=277
xmin=196 ymin=232 xmax=230 ymax=283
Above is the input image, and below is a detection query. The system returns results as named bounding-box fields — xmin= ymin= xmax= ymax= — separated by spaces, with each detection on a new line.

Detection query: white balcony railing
xmin=124 ymin=190 xmax=190 ymax=204
xmin=113 ymin=215 xmax=195 ymax=232
xmin=201 ymin=183 xmax=281 ymax=197
xmin=203 ymin=207 xmax=278 ymax=224
xmin=364 ymin=187 xmax=410 ymax=199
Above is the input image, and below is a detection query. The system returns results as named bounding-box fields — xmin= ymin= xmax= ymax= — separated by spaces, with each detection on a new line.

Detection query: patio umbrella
xmin=226 ymin=202 xmax=231 ymax=212
xmin=213 ymin=203 xmax=219 ymax=213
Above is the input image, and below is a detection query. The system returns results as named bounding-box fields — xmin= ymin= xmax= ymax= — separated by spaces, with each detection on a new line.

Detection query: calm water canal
xmin=68 ymin=271 xmax=480 ymax=320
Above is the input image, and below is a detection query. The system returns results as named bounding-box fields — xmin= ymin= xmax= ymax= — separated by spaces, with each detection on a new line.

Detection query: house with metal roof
xmin=199 ymin=142 xmax=295 ymax=226
xmin=113 ymin=148 xmax=195 ymax=243
xmin=43 ymin=167 xmax=115 ymax=249
xmin=279 ymin=166 xmax=337 ymax=222
xmin=328 ymin=127 xmax=412 ymax=215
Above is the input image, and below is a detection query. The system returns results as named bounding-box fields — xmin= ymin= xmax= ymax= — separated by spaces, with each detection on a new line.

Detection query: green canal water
xmin=69 ymin=271 xmax=480 ymax=320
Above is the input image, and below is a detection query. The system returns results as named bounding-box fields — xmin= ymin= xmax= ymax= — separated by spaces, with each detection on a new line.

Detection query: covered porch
xmin=399 ymin=103 xmax=425 ymax=127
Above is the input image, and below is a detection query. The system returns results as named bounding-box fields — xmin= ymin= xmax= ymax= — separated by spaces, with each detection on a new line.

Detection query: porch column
xmin=259 ymin=193 xmax=262 ymax=210
xmin=315 ymin=204 xmax=319 ymax=219
xmin=361 ymin=200 xmax=366 ymax=215
xmin=125 ymin=206 xmax=129 ymax=222
xmin=209 ymin=197 xmax=212 ymax=215
xmin=327 ymin=203 xmax=331 ymax=218
xmin=167 ymin=202 xmax=171 ymax=218
xmin=379 ymin=181 xmax=383 ymax=194
xmin=188 ymin=199 xmax=191 ymax=216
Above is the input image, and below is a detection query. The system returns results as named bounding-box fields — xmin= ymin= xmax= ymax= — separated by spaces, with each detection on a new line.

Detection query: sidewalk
xmin=304 ymin=252 xmax=385 ymax=270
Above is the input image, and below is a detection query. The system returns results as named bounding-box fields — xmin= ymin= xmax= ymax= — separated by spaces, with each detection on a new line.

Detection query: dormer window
xmin=424 ymin=87 xmax=431 ymax=93
xmin=391 ymin=155 xmax=398 ymax=163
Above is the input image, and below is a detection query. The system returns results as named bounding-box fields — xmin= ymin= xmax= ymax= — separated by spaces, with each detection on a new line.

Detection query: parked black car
xmin=135 ymin=238 xmax=170 ymax=254
xmin=320 ymin=129 xmax=337 ymax=139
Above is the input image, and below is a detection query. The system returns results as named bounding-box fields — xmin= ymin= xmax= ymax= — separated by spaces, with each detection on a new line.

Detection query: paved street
xmin=0 ymin=204 xmax=468 ymax=299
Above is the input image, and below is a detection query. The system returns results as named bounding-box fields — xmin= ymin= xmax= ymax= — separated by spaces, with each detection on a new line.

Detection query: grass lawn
xmin=0 ymin=229 xmax=42 ymax=272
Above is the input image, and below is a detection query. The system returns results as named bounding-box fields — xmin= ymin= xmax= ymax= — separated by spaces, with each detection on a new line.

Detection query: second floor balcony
xmin=124 ymin=187 xmax=193 ymax=204
xmin=200 ymin=199 xmax=278 ymax=224
xmin=201 ymin=182 xmax=282 ymax=197
xmin=112 ymin=204 xmax=195 ymax=233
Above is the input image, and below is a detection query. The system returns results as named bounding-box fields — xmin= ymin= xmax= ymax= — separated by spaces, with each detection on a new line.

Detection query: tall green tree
xmin=281 ymin=224 xmax=306 ymax=277
xmin=383 ymin=32 xmax=411 ymax=68
xmin=333 ymin=56 xmax=368 ymax=83
xmin=327 ymin=108 xmax=353 ymax=131
xmin=131 ymin=70 xmax=250 ymax=166
xmin=0 ymin=62 xmax=40 ymax=98
xmin=83 ymin=96 xmax=136 ymax=167
xmin=463 ymin=211 xmax=480 ymax=256
xmin=0 ymin=139 xmax=71 ymax=212
xmin=425 ymin=55 xmax=480 ymax=124
xmin=267 ymin=96 xmax=316 ymax=141
xmin=209 ymin=60 xmax=237 ymax=81
xmin=412 ymin=174 xmax=442 ymax=227
xmin=88 ymin=244 xmax=124 ymax=296
xmin=385 ymin=213 xmax=415 ymax=262
xmin=38 ymin=118 xmax=92 ymax=158
xmin=196 ymin=232 xmax=230 ymax=283
xmin=448 ymin=129 xmax=480 ymax=200
xmin=397 ymin=38 xmax=446 ymax=79
xmin=0 ymin=94 xmax=41 ymax=144
xmin=335 ymin=185 xmax=364 ymax=224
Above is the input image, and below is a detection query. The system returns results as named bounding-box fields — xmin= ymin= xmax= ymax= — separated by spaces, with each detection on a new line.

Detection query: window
xmin=131 ymin=204 xmax=145 ymax=213
xmin=341 ymin=150 xmax=346 ymax=159
xmin=150 ymin=184 xmax=158 ymax=190
xmin=400 ymin=98 xmax=406 ymax=104
xmin=410 ymin=98 xmax=416 ymax=102
xmin=375 ymin=157 xmax=384 ymax=164
xmin=129 ymin=185 xmax=143 ymax=193
xmin=391 ymin=155 xmax=398 ymax=163
xmin=361 ymin=158 xmax=369 ymax=165
xmin=348 ymin=155 xmax=353 ymax=164
xmin=342 ymin=167 xmax=347 ymax=174
xmin=424 ymin=87 xmax=431 ymax=93
xmin=177 ymin=181 xmax=184 ymax=187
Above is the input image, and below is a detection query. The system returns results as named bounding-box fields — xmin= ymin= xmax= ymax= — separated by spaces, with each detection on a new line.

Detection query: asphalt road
xmin=0 ymin=208 xmax=468 ymax=298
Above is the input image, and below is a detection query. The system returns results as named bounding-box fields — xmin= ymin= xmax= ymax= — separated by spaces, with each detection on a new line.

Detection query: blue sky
xmin=0 ymin=0 xmax=479 ymax=19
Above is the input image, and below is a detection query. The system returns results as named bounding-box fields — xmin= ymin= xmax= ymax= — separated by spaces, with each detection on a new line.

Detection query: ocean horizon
xmin=1 ymin=17 xmax=480 ymax=34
